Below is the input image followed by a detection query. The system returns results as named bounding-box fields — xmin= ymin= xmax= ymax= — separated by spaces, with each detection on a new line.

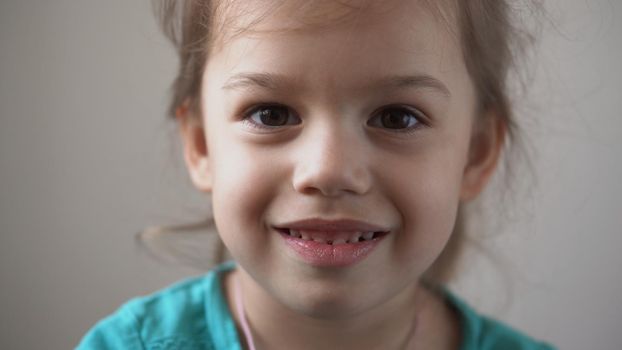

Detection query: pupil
xmin=382 ymin=110 xmax=408 ymax=129
xmin=260 ymin=107 xmax=288 ymax=126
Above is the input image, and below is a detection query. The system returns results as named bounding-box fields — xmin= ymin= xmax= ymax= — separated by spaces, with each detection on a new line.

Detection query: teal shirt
xmin=77 ymin=262 xmax=555 ymax=350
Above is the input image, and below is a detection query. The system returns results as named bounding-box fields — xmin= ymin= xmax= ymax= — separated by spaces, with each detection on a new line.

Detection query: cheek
xmin=208 ymin=131 xmax=283 ymax=250
xmin=381 ymin=149 xmax=465 ymax=268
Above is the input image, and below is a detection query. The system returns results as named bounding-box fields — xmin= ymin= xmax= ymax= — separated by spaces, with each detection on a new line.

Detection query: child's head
xmin=156 ymin=0 xmax=534 ymax=317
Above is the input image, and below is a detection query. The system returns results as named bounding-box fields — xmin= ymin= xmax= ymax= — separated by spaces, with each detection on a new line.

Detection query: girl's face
xmin=186 ymin=0 xmax=500 ymax=317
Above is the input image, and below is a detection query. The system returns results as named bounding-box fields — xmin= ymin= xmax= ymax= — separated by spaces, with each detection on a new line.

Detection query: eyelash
xmin=240 ymin=103 xmax=427 ymax=134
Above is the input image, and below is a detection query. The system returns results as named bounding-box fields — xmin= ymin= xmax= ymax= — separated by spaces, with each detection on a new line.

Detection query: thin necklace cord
xmin=234 ymin=276 xmax=257 ymax=350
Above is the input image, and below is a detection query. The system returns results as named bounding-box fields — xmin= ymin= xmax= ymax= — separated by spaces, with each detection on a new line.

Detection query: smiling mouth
xmin=276 ymin=228 xmax=389 ymax=245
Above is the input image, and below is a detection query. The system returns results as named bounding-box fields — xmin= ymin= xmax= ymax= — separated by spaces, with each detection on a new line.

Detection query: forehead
xmin=206 ymin=0 xmax=470 ymax=100
xmin=211 ymin=0 xmax=459 ymax=52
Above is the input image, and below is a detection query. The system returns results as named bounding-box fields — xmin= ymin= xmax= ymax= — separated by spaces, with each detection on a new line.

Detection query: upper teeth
xmin=288 ymin=230 xmax=376 ymax=244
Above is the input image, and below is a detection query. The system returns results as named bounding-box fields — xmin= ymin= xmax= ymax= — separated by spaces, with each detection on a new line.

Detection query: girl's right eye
xmin=242 ymin=104 xmax=301 ymax=130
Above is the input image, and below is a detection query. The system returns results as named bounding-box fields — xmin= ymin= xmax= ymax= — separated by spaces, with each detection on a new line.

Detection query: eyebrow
xmin=221 ymin=72 xmax=451 ymax=97
xmin=222 ymin=72 xmax=291 ymax=91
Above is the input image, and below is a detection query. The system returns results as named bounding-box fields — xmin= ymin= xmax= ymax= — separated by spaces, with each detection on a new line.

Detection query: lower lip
xmin=278 ymin=230 xmax=386 ymax=267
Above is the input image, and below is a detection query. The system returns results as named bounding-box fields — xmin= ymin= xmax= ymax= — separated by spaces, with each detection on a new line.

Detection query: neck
xmin=225 ymin=268 xmax=436 ymax=350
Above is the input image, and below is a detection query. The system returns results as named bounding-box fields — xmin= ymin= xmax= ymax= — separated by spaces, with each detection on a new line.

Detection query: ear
xmin=177 ymin=104 xmax=212 ymax=193
xmin=460 ymin=110 xmax=506 ymax=201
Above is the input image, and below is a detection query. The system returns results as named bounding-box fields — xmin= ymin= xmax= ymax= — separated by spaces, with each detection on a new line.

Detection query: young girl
xmin=79 ymin=0 xmax=555 ymax=349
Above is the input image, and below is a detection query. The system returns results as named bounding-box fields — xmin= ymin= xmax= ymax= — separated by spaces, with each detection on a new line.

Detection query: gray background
xmin=1 ymin=0 xmax=620 ymax=349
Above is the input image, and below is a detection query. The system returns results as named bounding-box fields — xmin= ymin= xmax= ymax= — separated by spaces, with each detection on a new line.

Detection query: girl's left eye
xmin=241 ymin=104 xmax=301 ymax=130
xmin=367 ymin=106 xmax=426 ymax=133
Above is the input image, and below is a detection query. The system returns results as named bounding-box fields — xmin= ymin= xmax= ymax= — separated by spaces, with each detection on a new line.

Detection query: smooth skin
xmin=178 ymin=0 xmax=505 ymax=349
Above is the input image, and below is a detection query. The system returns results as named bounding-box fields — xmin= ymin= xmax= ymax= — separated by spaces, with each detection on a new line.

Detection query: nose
xmin=292 ymin=124 xmax=371 ymax=197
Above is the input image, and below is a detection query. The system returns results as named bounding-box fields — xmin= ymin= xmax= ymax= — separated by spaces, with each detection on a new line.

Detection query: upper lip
xmin=274 ymin=218 xmax=389 ymax=232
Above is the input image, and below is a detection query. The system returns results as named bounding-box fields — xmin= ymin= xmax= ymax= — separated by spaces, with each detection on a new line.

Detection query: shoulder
xmin=442 ymin=289 xmax=557 ymax=350
xmin=473 ymin=314 xmax=556 ymax=350
xmin=76 ymin=262 xmax=239 ymax=350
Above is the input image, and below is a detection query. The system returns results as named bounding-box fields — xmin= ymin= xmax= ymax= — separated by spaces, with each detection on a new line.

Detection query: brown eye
xmin=368 ymin=106 xmax=424 ymax=132
xmin=246 ymin=105 xmax=299 ymax=128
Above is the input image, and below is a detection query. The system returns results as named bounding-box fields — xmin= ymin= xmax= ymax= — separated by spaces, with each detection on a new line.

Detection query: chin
xmin=280 ymin=282 xmax=379 ymax=320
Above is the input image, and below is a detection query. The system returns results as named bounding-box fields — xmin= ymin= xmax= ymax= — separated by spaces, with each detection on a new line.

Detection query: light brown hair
xmin=145 ymin=0 xmax=542 ymax=286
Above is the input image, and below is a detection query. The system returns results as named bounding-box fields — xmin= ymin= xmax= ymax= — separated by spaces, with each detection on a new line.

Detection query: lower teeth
xmin=286 ymin=230 xmax=382 ymax=244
